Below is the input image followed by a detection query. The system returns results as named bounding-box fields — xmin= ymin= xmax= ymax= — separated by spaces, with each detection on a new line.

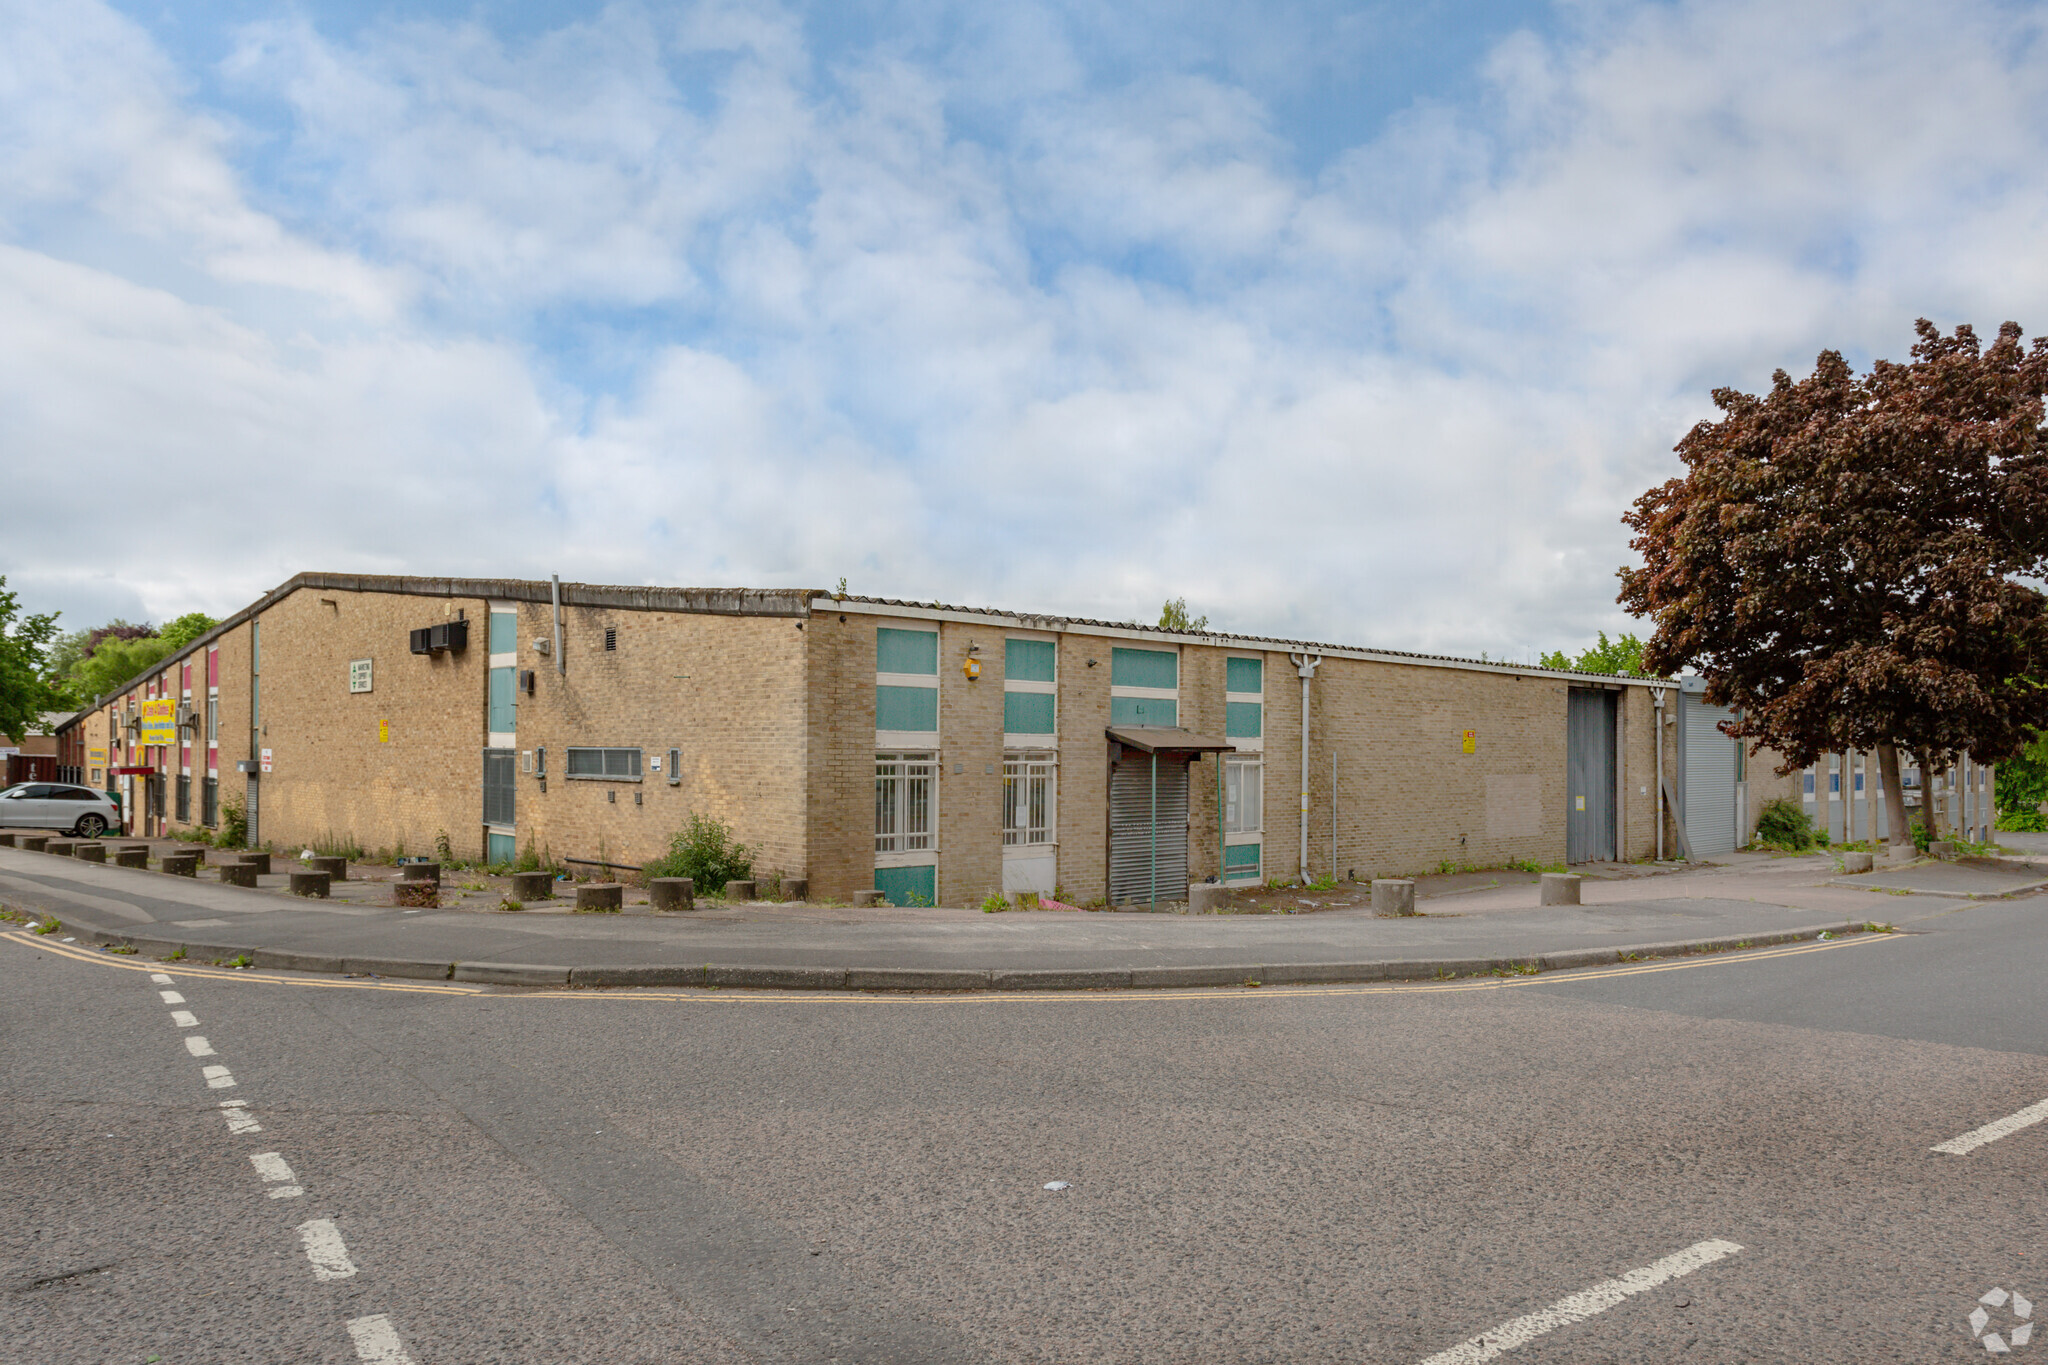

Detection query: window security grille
xmin=875 ymin=752 xmax=937 ymax=853
xmin=483 ymin=748 xmax=517 ymax=826
xmin=202 ymin=778 xmax=218 ymax=827
xmin=565 ymin=747 xmax=642 ymax=779
xmin=668 ymin=747 xmax=681 ymax=785
xmin=604 ymin=626 xmax=617 ymax=651
xmin=1002 ymin=752 xmax=1055 ymax=846
xmin=175 ymin=775 xmax=190 ymax=823
xmin=1224 ymin=756 xmax=1263 ymax=833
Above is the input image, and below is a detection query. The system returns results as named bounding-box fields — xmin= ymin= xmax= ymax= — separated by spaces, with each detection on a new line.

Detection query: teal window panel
xmin=489 ymin=612 xmax=518 ymax=654
xmin=1111 ymin=647 xmax=1176 ymax=689
xmin=1226 ymin=657 xmax=1263 ymax=694
xmin=1110 ymin=695 xmax=1177 ymax=727
xmin=877 ymin=628 xmax=938 ymax=675
xmin=488 ymin=666 xmax=516 ymax=733
xmin=1224 ymin=842 xmax=1261 ymax=871
xmin=877 ymin=684 xmax=938 ymax=732
xmin=1005 ymin=638 xmax=1056 ymax=682
xmin=486 ymin=832 xmax=517 ymax=864
xmin=875 ymin=863 xmax=936 ymax=907
xmin=1004 ymin=690 xmax=1056 ymax=734
xmin=1225 ymin=700 xmax=1263 ymax=738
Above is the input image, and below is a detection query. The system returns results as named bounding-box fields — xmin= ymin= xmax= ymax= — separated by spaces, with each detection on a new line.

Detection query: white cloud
xmin=5 ymin=0 xmax=2048 ymax=665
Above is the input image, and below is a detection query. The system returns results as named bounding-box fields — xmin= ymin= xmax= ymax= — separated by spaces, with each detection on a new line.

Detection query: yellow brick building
xmin=57 ymin=572 xmax=1755 ymax=905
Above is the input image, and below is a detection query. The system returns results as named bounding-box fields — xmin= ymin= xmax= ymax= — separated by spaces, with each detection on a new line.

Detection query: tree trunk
xmin=1878 ymin=744 xmax=1912 ymax=858
xmin=1921 ymin=754 xmax=1948 ymax=842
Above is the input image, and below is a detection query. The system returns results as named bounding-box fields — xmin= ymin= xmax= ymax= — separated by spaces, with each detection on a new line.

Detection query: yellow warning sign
xmin=1461 ymin=730 xmax=1477 ymax=754
xmin=378 ymin=719 xmax=390 ymax=743
xmin=1575 ymin=795 xmax=1585 ymax=811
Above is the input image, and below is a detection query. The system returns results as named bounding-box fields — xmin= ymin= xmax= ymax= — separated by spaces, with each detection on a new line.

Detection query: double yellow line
xmin=1 ymin=924 xmax=1903 ymax=1006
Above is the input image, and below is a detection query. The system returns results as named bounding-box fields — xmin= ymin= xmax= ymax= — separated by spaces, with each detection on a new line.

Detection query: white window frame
xmin=1002 ymin=634 xmax=1058 ymax=749
xmin=1109 ymin=645 xmax=1179 ymax=725
xmin=1002 ymin=750 xmax=1057 ymax=850
xmin=1225 ymin=655 xmax=1263 ymax=754
xmin=564 ymin=747 xmax=643 ymax=781
xmin=875 ymin=751 xmax=938 ymax=862
xmin=875 ymin=619 xmax=941 ymax=749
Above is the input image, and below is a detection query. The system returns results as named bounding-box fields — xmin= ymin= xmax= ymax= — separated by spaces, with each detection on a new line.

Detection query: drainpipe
xmin=1651 ymin=686 xmax=1666 ymax=861
xmin=1288 ymin=652 xmax=1322 ymax=882
xmin=551 ymin=574 xmax=564 ymax=675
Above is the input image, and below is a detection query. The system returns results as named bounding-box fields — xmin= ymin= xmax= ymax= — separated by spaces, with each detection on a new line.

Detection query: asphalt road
xmin=4 ymin=897 xmax=2045 ymax=1362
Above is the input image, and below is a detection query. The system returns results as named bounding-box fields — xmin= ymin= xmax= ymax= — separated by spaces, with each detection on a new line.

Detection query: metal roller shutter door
xmin=1680 ymin=695 xmax=1739 ymax=856
xmin=1109 ymin=756 xmax=1189 ymax=905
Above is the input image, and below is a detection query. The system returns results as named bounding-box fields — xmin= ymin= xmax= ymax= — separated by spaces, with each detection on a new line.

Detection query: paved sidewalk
xmin=0 ymin=844 xmax=1984 ymax=990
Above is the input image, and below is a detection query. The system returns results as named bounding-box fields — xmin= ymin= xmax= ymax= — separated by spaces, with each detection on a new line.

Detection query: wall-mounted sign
xmin=378 ymin=719 xmax=390 ymax=744
xmin=1461 ymin=729 xmax=1477 ymax=754
xmin=260 ymin=748 xmax=274 ymax=774
xmin=349 ymin=658 xmax=373 ymax=693
xmin=88 ymin=748 xmax=106 ymax=763
xmin=140 ymin=698 xmax=177 ymax=747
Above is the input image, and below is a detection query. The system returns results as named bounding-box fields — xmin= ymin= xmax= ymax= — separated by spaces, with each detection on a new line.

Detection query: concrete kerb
xmin=25 ymin=916 xmax=1871 ymax=992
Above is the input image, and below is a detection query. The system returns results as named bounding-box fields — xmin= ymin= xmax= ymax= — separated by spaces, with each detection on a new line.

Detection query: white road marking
xmin=159 ymin=990 xmax=185 ymax=1004
xmin=173 ymin=918 xmax=230 ymax=927
xmin=202 ymin=1064 xmax=235 ymax=1089
xmin=220 ymin=1100 xmax=262 ymax=1134
xmin=296 ymin=1219 xmax=359 ymax=1281
xmin=184 ymin=1035 xmax=216 ymax=1057
xmin=170 ymin=1010 xmax=198 ymax=1027
xmin=1932 ymin=1098 xmax=2048 ymax=1156
xmin=346 ymin=1314 xmax=418 ymax=1364
xmin=1418 ymin=1239 xmax=1744 ymax=1365
xmin=250 ymin=1151 xmax=299 ymax=1188
xmin=150 ymin=973 xmax=172 ymax=984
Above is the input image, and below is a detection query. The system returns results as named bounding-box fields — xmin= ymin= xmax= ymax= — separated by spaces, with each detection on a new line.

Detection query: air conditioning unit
xmin=410 ymin=620 xmax=471 ymax=655
xmin=176 ymin=704 xmax=199 ymax=730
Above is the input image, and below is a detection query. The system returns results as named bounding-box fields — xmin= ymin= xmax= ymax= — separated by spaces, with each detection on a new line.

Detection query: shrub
xmin=642 ymin=813 xmax=754 ymax=896
xmin=1998 ymin=808 xmax=2048 ymax=832
xmin=1753 ymin=798 xmax=1814 ymax=851
xmin=1909 ymin=818 xmax=1932 ymax=853
xmin=980 ymin=892 xmax=1008 ymax=913
xmin=214 ymin=796 xmax=248 ymax=849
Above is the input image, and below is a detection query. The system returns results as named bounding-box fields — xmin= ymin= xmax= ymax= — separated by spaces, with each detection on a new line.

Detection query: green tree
xmin=1618 ymin=319 xmax=2048 ymax=852
xmin=1538 ymin=631 xmax=1647 ymax=676
xmin=158 ymin=612 xmax=217 ymax=651
xmin=1158 ymin=597 xmax=1208 ymax=632
xmin=0 ymin=577 xmax=62 ymax=741
xmin=72 ymin=635 xmax=177 ymax=704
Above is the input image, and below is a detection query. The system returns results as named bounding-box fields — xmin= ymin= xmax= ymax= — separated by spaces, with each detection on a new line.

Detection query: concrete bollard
xmin=1928 ymin=840 xmax=1956 ymax=859
xmin=219 ymin=863 xmax=258 ymax=888
xmin=854 ymin=889 xmax=885 ymax=907
xmin=574 ymin=882 xmax=624 ymax=912
xmin=400 ymin=862 xmax=441 ymax=883
xmin=780 ymin=878 xmax=808 ymax=902
xmin=44 ymin=841 xmax=76 ymax=857
xmin=1840 ymin=851 xmax=1874 ymax=874
xmin=649 ymin=877 xmax=696 ymax=912
xmin=161 ymin=852 xmax=199 ymax=876
xmin=73 ymin=843 xmax=106 ymax=863
xmin=19 ymin=836 xmax=48 ymax=852
xmin=289 ymin=870 xmax=331 ymax=899
xmin=1372 ymin=878 xmax=1416 ymax=917
xmin=114 ymin=848 xmax=149 ymax=868
xmin=509 ymin=870 xmax=554 ymax=901
xmin=239 ymin=852 xmax=272 ymax=875
xmin=724 ymin=879 xmax=756 ymax=902
xmin=1538 ymin=872 xmax=1582 ymax=906
xmin=306 ymin=856 xmax=349 ymax=881
xmin=1187 ymin=883 xmax=1232 ymax=914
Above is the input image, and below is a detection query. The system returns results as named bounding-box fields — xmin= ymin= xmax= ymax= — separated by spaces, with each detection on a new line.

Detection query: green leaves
xmin=0 ymin=576 xmax=62 ymax=741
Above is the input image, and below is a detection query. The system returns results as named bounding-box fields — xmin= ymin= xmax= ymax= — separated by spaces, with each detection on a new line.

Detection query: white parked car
xmin=0 ymin=783 xmax=121 ymax=838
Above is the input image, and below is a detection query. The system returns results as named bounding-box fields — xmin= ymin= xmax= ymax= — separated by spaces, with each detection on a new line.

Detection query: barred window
xmin=565 ymin=746 xmax=642 ymax=780
xmin=875 ymin=752 xmax=937 ymax=853
xmin=1002 ymin=751 xmax=1055 ymax=847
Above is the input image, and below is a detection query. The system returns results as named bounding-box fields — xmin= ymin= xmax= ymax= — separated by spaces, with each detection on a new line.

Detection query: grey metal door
xmin=483 ymin=748 xmax=516 ymax=827
xmin=1566 ymin=689 xmax=1617 ymax=863
xmin=1109 ymin=753 xmax=1189 ymax=905
xmin=1680 ymin=694 xmax=1740 ymax=855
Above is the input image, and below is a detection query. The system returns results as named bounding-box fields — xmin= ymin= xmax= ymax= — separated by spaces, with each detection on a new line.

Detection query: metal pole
xmin=1149 ymin=751 xmax=1159 ymax=910
xmin=1289 ymin=653 xmax=1321 ymax=883
xmin=1217 ymin=753 xmax=1225 ymax=882
xmin=1330 ymin=747 xmax=1337 ymax=881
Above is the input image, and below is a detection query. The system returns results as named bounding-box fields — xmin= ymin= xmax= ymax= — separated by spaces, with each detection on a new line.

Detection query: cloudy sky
xmin=4 ymin=0 xmax=2046 ymax=659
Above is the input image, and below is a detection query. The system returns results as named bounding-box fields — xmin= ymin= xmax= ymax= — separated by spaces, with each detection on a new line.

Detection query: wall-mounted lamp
xmin=1086 ymin=658 xmax=1099 ymax=668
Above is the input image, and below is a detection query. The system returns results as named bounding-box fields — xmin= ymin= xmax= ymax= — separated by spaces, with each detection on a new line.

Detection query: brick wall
xmin=935 ymin=620 xmax=1005 ymax=907
xmin=1055 ymin=634 xmax=1112 ymax=903
xmin=804 ymin=609 xmax=873 ymax=902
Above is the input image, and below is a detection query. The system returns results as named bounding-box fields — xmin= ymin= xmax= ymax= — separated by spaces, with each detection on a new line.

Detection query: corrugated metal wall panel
xmin=1566 ymin=689 xmax=1617 ymax=863
xmin=1679 ymin=695 xmax=1739 ymax=855
xmin=1109 ymin=756 xmax=1189 ymax=904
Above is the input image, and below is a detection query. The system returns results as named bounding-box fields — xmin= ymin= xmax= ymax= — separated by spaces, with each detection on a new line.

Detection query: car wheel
xmin=73 ymin=814 xmax=107 ymax=839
